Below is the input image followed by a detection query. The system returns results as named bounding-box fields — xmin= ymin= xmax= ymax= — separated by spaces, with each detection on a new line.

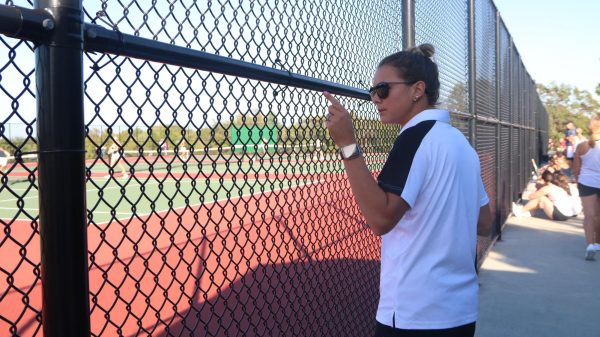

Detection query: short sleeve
xmin=377 ymin=121 xmax=435 ymax=207
xmin=398 ymin=149 xmax=428 ymax=207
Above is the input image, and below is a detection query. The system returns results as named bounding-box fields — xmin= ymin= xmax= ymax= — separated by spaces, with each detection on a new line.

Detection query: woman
xmin=512 ymin=171 xmax=579 ymax=220
xmin=106 ymin=141 xmax=129 ymax=179
xmin=572 ymin=115 xmax=600 ymax=261
xmin=0 ymin=147 xmax=9 ymax=173
xmin=324 ymin=44 xmax=491 ymax=337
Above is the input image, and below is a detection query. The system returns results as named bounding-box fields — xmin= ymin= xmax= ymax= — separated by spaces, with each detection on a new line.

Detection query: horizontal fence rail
xmin=0 ymin=0 xmax=547 ymax=336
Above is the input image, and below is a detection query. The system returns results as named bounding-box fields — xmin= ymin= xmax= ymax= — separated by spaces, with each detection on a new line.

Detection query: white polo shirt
xmin=376 ymin=109 xmax=489 ymax=329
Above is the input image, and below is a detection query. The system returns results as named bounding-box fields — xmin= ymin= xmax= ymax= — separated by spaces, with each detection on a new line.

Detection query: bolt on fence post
xmin=35 ymin=0 xmax=90 ymax=336
xmin=401 ymin=0 xmax=415 ymax=50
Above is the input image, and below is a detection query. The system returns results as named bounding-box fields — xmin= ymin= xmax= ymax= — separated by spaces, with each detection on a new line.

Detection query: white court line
xmin=108 ymin=179 xmax=326 ymax=224
xmin=1 ymin=178 xmax=226 ymax=204
xmin=0 ymin=206 xmax=133 ymax=216
xmin=0 ymin=207 xmax=40 ymax=212
xmin=2 ymin=178 xmax=326 ymax=222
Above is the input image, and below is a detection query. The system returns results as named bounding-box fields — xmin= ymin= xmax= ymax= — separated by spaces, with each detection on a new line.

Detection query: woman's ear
xmin=412 ymin=81 xmax=427 ymax=102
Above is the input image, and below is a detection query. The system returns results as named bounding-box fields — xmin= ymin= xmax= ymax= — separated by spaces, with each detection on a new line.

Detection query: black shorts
xmin=552 ymin=207 xmax=568 ymax=221
xmin=374 ymin=321 xmax=476 ymax=337
xmin=577 ymin=183 xmax=600 ymax=197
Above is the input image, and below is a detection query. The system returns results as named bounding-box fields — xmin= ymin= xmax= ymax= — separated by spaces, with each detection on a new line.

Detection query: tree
xmin=447 ymin=82 xmax=467 ymax=114
xmin=537 ymin=83 xmax=598 ymax=142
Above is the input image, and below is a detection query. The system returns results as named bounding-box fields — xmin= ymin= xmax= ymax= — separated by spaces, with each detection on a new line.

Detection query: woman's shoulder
xmin=548 ymin=183 xmax=569 ymax=195
xmin=537 ymin=184 xmax=553 ymax=194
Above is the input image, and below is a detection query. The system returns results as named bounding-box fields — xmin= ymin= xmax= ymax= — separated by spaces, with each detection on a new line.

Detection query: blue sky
xmin=493 ymin=0 xmax=600 ymax=95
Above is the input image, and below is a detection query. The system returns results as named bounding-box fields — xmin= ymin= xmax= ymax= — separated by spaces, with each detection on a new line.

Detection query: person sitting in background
xmin=513 ymin=171 xmax=580 ymax=220
xmin=537 ymin=156 xmax=556 ymax=175
xmin=546 ymin=138 xmax=556 ymax=157
xmin=538 ymin=153 xmax=567 ymax=176
xmin=550 ymin=152 xmax=574 ymax=181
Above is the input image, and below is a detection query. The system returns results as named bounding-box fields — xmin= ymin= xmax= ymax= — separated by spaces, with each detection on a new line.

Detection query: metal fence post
xmin=467 ymin=0 xmax=476 ymax=146
xmin=402 ymin=0 xmax=415 ymax=50
xmin=495 ymin=9 xmax=502 ymax=239
xmin=508 ymin=37 xmax=514 ymax=201
xmin=35 ymin=0 xmax=90 ymax=336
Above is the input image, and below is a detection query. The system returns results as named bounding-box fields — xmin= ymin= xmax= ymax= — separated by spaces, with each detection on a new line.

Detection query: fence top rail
xmin=0 ymin=4 xmax=54 ymax=42
xmin=0 ymin=4 xmax=370 ymax=101
xmin=83 ymin=23 xmax=371 ymax=101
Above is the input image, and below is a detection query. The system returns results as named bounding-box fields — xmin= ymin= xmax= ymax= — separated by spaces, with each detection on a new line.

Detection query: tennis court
xmin=0 ymin=145 xmax=381 ymax=336
xmin=1 ymin=144 xmax=341 ymax=220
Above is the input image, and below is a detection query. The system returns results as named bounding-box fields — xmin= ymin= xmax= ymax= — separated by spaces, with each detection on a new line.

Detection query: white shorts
xmin=0 ymin=157 xmax=7 ymax=166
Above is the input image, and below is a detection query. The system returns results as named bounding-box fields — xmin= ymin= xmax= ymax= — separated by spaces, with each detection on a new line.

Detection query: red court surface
xmin=1 ymin=174 xmax=380 ymax=336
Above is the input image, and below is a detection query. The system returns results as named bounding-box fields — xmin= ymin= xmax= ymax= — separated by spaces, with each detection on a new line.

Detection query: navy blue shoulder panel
xmin=377 ymin=120 xmax=436 ymax=196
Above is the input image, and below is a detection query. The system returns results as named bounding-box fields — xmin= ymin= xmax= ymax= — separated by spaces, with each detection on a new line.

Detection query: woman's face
xmin=371 ymin=65 xmax=416 ymax=125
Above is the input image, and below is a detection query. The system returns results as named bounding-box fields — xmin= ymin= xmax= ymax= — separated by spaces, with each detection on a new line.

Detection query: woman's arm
xmin=571 ymin=143 xmax=586 ymax=180
xmin=342 ymin=155 xmax=410 ymax=236
xmin=324 ymin=92 xmax=409 ymax=236
xmin=528 ymin=185 xmax=550 ymax=200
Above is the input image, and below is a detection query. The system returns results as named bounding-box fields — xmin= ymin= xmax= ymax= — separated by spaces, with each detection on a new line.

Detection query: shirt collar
xmin=399 ymin=109 xmax=450 ymax=135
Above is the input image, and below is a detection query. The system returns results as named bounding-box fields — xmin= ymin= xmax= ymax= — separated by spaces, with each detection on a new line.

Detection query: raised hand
xmin=323 ymin=91 xmax=357 ymax=147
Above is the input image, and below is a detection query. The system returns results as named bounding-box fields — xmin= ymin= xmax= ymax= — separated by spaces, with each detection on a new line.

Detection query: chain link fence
xmin=0 ymin=0 xmax=546 ymax=336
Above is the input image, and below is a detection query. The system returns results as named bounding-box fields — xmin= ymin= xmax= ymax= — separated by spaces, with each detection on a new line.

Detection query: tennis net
xmin=95 ymin=142 xmax=336 ymax=176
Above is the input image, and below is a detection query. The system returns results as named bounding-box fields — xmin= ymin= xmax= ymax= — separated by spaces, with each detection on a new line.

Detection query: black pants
xmin=374 ymin=321 xmax=476 ymax=337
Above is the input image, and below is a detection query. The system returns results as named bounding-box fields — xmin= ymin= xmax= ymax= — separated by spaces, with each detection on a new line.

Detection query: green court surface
xmin=0 ymin=152 xmax=342 ymax=223
xmin=0 ymin=177 xmax=316 ymax=223
xmin=0 ymin=149 xmax=386 ymax=223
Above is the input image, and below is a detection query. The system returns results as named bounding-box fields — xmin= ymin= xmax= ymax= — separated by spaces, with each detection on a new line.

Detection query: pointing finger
xmin=323 ymin=91 xmax=342 ymax=108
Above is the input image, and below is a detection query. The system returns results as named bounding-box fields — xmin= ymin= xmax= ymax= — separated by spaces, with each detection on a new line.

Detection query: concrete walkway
xmin=476 ymin=212 xmax=600 ymax=337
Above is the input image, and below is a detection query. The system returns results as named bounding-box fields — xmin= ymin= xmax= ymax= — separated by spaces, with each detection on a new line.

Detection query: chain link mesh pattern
xmin=82 ymin=0 xmax=402 ymax=89
xmin=499 ymin=20 xmax=510 ymax=122
xmin=0 ymin=0 xmax=548 ymax=335
xmin=0 ymin=0 xmax=41 ymax=335
xmin=415 ymin=0 xmax=469 ymax=137
xmin=81 ymin=1 xmax=401 ymax=336
xmin=499 ymin=125 xmax=511 ymax=221
xmin=474 ymin=0 xmax=497 ymax=119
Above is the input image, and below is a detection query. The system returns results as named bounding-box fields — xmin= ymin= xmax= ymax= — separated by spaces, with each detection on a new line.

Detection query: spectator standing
xmin=179 ymin=145 xmax=189 ymax=161
xmin=572 ymin=115 xmax=600 ymax=260
xmin=159 ymin=139 xmax=169 ymax=153
xmin=106 ymin=142 xmax=129 ymax=179
xmin=0 ymin=147 xmax=9 ymax=173
xmin=324 ymin=44 xmax=492 ymax=337
xmin=565 ymin=121 xmax=577 ymax=162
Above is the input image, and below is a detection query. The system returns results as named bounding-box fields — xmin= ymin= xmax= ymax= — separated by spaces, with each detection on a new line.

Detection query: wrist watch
xmin=339 ymin=143 xmax=362 ymax=160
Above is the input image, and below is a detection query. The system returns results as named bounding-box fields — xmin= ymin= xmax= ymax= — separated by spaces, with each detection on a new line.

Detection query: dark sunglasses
xmin=368 ymin=81 xmax=414 ymax=100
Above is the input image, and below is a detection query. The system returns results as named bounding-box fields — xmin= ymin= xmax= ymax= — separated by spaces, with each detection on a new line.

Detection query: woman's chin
xmin=379 ymin=116 xmax=395 ymax=124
